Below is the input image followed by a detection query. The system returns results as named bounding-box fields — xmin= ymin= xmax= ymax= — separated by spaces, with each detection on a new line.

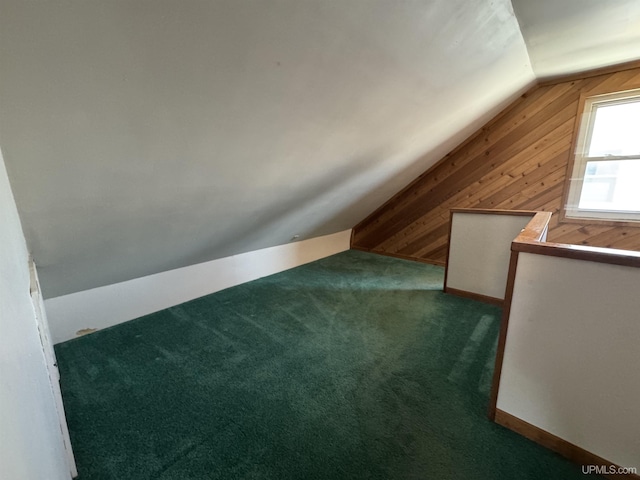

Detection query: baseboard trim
xmin=46 ymin=230 xmax=352 ymax=344
xmin=495 ymin=409 xmax=640 ymax=479
xmin=350 ymin=246 xmax=446 ymax=267
xmin=444 ymin=286 xmax=503 ymax=306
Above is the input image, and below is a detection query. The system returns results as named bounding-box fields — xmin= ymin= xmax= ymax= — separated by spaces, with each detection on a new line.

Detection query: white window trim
xmin=565 ymin=88 xmax=640 ymax=222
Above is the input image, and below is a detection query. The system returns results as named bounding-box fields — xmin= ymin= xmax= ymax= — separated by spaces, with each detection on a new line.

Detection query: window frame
xmin=562 ymin=87 xmax=640 ymax=225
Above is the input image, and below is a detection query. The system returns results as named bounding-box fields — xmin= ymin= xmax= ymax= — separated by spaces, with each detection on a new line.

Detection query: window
xmin=565 ymin=88 xmax=640 ymax=222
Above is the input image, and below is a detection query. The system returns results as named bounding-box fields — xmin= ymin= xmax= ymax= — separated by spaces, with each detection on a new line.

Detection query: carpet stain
xmin=76 ymin=328 xmax=98 ymax=336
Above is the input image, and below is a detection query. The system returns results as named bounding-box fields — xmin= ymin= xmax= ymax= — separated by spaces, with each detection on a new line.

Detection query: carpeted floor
xmin=55 ymin=250 xmax=599 ymax=479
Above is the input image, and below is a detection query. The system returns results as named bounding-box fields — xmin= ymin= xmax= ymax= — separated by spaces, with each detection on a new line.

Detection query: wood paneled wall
xmin=352 ymin=64 xmax=640 ymax=266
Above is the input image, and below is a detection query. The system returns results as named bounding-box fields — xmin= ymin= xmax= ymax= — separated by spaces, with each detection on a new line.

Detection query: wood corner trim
xmin=450 ymin=208 xmax=539 ymax=217
xmin=358 ymin=248 xmax=446 ymax=267
xmin=512 ymin=211 xmax=553 ymax=243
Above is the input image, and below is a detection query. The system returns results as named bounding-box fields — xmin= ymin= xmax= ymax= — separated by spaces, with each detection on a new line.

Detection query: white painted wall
xmin=512 ymin=0 xmax=640 ymax=77
xmin=29 ymin=260 xmax=77 ymax=477
xmin=46 ymin=229 xmax=351 ymax=344
xmin=497 ymin=252 xmax=640 ymax=468
xmin=0 ymin=150 xmax=71 ymax=479
xmin=446 ymin=212 xmax=534 ymax=300
xmin=0 ymin=0 xmax=534 ymax=299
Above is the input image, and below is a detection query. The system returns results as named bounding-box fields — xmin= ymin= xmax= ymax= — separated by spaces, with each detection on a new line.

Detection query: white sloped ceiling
xmin=1 ymin=0 xmax=536 ymax=297
xmin=512 ymin=0 xmax=640 ymax=78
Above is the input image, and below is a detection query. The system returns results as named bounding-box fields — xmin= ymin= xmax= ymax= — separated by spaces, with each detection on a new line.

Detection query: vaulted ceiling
xmin=512 ymin=0 xmax=640 ymax=78
xmin=1 ymin=1 xmax=639 ymax=298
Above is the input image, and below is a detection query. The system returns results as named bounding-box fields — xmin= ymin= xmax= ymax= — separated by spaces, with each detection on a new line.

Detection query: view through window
xmin=566 ymin=88 xmax=640 ymax=221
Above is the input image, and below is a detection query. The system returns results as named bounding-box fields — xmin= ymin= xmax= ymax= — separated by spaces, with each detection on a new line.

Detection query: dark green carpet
xmin=55 ymin=250 xmax=598 ymax=479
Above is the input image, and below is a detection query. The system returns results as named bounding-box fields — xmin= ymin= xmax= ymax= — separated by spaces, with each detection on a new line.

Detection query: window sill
xmin=559 ymin=211 xmax=640 ymax=228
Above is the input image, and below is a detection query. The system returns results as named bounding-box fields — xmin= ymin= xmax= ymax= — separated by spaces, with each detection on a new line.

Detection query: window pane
xmin=588 ymin=101 xmax=640 ymax=157
xmin=579 ymin=160 xmax=640 ymax=211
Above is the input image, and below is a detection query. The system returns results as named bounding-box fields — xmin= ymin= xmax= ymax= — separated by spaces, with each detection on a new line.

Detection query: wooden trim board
xmin=495 ymin=409 xmax=640 ymax=479
xmin=350 ymin=245 xmax=446 ymax=267
xmin=443 ymin=210 xmax=455 ymax=295
xmin=450 ymin=208 xmax=540 ymax=216
xmin=487 ymin=249 xmax=519 ymax=420
xmin=513 ymin=240 xmax=640 ymax=267
xmin=443 ymin=286 xmax=503 ymax=306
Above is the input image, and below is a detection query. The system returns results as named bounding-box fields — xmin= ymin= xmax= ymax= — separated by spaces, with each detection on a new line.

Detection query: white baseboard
xmin=45 ymin=230 xmax=352 ymax=344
